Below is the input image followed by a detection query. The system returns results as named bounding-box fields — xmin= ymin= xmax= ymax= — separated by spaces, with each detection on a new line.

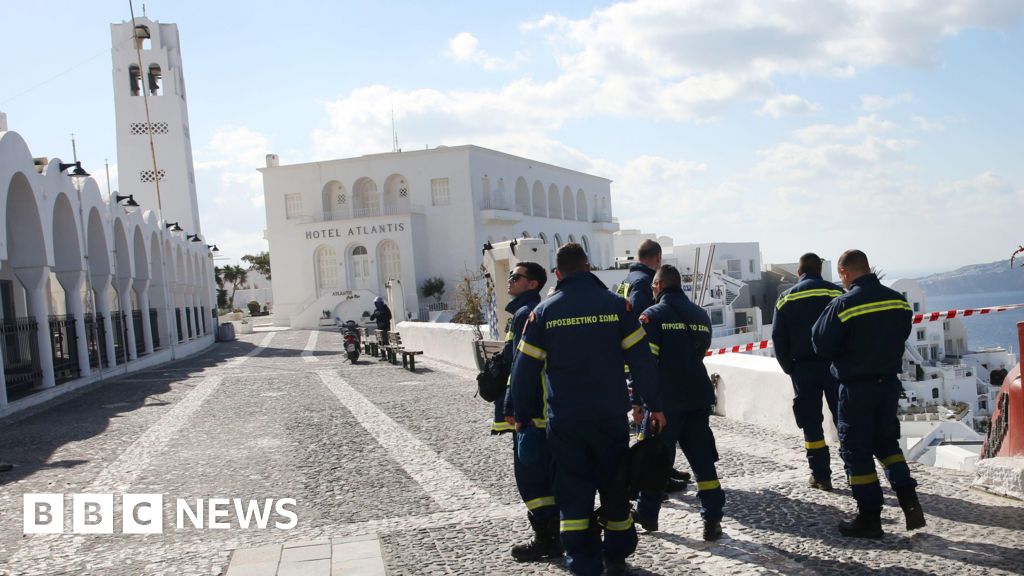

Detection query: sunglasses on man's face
xmin=508 ymin=273 xmax=527 ymax=282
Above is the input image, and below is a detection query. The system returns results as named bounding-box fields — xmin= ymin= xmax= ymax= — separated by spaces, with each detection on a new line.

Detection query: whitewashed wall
xmin=396 ymin=321 xmax=483 ymax=371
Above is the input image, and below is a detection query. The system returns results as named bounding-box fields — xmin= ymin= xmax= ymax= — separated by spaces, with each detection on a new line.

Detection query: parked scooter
xmin=341 ymin=320 xmax=361 ymax=363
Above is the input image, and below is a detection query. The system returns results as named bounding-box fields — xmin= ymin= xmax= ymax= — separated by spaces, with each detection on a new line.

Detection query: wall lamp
xmin=187 ymin=234 xmax=202 ymax=243
xmin=206 ymin=244 xmax=220 ymax=253
xmin=58 ymin=161 xmax=90 ymax=177
xmin=115 ymin=193 xmax=140 ymax=214
xmin=165 ymin=221 xmax=183 ymax=232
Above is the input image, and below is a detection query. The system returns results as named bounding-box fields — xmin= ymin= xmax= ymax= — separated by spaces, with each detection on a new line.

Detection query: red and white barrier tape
xmin=705 ymin=303 xmax=1024 ymax=357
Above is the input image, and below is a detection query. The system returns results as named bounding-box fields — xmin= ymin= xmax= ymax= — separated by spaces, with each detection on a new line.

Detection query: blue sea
xmin=926 ymin=290 xmax=1024 ymax=353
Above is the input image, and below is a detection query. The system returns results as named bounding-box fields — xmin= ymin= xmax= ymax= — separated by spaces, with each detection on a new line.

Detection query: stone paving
xmin=0 ymin=327 xmax=1021 ymax=575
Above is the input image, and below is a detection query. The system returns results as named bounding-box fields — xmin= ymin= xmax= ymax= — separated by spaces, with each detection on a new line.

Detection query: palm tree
xmin=222 ymin=265 xmax=248 ymax=309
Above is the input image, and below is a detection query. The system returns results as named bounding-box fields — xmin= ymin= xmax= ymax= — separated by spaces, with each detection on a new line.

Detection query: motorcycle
xmin=341 ymin=320 xmax=361 ymax=363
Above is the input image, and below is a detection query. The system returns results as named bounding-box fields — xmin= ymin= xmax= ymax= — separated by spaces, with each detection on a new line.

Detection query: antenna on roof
xmin=391 ymin=106 xmax=400 ymax=153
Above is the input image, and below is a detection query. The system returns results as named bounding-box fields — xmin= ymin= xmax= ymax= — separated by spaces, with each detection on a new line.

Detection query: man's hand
xmin=648 ymin=411 xmax=667 ymax=433
xmin=505 ymin=416 xmax=515 ymax=426
xmin=631 ymin=405 xmax=644 ymax=425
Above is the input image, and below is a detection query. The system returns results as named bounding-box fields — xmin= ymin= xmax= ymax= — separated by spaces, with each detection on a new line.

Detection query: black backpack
xmin=476 ymin=350 xmax=509 ymax=403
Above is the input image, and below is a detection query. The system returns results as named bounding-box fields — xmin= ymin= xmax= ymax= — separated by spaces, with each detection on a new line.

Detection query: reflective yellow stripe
xmin=505 ymin=331 xmax=514 ymax=342
xmin=541 ymin=365 xmax=549 ymax=425
xmin=560 ymin=518 xmax=589 ymax=532
xmin=518 ymin=340 xmax=548 ymax=360
xmin=649 ymin=342 xmax=660 ymax=356
xmin=491 ymin=421 xmax=514 ymax=432
xmin=849 ymin=472 xmax=879 ymax=486
xmin=623 ymin=364 xmax=630 ymax=373
xmin=531 ymin=418 xmax=547 ymax=429
xmin=838 ymin=299 xmax=911 ymax=323
xmin=605 ymin=517 xmax=634 ymax=531
xmin=621 ymin=327 xmax=645 ymax=350
xmin=879 ymin=453 xmax=906 ymax=467
xmin=804 ymin=439 xmax=827 ymax=450
xmin=525 ymin=496 xmax=556 ymax=510
xmin=697 ymin=479 xmax=721 ymax=491
xmin=776 ymin=289 xmax=844 ymax=310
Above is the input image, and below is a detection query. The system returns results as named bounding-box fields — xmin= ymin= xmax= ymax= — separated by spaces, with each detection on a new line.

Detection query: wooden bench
xmin=379 ymin=332 xmax=423 ymax=372
xmin=474 ymin=339 xmax=504 ymax=372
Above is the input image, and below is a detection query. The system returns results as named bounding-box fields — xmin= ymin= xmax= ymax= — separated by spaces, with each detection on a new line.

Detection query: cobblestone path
xmin=0 ymin=328 xmax=1021 ymax=575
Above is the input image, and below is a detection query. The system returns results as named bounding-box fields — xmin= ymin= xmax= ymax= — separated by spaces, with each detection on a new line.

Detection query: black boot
xmin=896 ymin=487 xmax=926 ymax=531
xmin=838 ymin=509 xmax=883 ymax=538
xmin=808 ymin=475 xmax=833 ymax=491
xmin=665 ymin=477 xmax=688 ymax=493
xmin=670 ymin=468 xmax=691 ymax=482
xmin=603 ymin=558 xmax=627 ymax=576
xmin=511 ymin=517 xmax=563 ymax=562
xmin=703 ymin=519 xmax=723 ymax=541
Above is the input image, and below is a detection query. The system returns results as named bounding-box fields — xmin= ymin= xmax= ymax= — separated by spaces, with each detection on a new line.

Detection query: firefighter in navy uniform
xmin=812 ymin=250 xmax=926 ymax=538
xmin=771 ymin=253 xmax=845 ymax=490
xmin=615 ymin=240 xmax=691 ymax=490
xmin=511 ymin=243 xmax=666 ymax=576
xmin=489 ymin=262 xmax=562 ymax=561
xmin=633 ymin=265 xmax=725 ymax=541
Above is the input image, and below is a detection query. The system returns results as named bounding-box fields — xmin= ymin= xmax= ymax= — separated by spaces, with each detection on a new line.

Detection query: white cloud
xmin=757 ymin=94 xmax=822 ymax=118
xmin=446 ymin=32 xmax=518 ymax=71
xmin=861 ymin=92 xmax=913 ymax=112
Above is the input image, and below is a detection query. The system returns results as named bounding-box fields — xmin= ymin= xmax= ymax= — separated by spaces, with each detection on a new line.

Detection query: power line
xmin=0 ymin=37 xmax=132 ymax=106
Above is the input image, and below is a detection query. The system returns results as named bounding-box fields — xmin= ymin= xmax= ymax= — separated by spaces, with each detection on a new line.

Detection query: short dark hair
xmin=515 ymin=261 xmax=547 ymax=287
xmin=556 ymin=243 xmax=590 ymax=274
xmin=654 ymin=264 xmax=682 ymax=290
xmin=798 ymin=252 xmax=823 ymax=276
xmin=638 ymin=239 xmax=662 ymax=261
xmin=838 ymin=249 xmax=870 ymax=273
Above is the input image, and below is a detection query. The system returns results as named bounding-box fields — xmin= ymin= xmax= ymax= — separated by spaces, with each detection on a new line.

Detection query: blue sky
xmin=2 ymin=0 xmax=1022 ymax=279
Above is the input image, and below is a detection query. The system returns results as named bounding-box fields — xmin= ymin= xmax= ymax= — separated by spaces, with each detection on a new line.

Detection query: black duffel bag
xmin=627 ymin=431 xmax=674 ymax=493
xmin=476 ymin=350 xmax=509 ymax=403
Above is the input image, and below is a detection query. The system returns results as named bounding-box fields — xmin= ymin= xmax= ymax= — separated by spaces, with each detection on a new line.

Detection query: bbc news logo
xmin=24 ymin=494 xmax=298 ymax=534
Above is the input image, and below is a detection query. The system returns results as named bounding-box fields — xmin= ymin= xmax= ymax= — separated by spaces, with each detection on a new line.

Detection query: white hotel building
xmin=260 ymin=146 xmax=620 ymax=327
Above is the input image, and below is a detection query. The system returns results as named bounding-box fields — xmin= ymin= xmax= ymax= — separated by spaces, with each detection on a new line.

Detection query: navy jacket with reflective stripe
xmin=511 ymin=271 xmax=662 ymax=424
xmin=771 ymin=273 xmax=844 ymax=374
xmin=811 ymin=274 xmax=912 ymax=382
xmin=496 ymin=290 xmax=541 ymax=424
xmin=640 ymin=288 xmax=714 ymax=412
xmin=618 ymin=262 xmax=655 ymax=321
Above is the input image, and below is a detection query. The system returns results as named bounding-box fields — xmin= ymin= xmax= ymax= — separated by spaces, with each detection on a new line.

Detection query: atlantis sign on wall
xmin=305 ymin=223 xmax=406 ymax=240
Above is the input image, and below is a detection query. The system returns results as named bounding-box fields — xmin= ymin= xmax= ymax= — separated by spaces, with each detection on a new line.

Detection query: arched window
xmin=515 ymin=177 xmax=530 ymax=213
xmin=378 ymin=240 xmax=401 ymax=282
xmin=147 ymin=64 xmax=163 ymax=96
xmin=348 ymin=244 xmax=371 ymax=289
xmin=568 ymin=234 xmax=577 ymax=244
xmin=128 ymin=65 xmax=141 ymax=97
xmin=581 ymin=235 xmax=590 ymax=255
xmin=563 ymin=187 xmax=575 ymax=220
xmin=576 ymin=189 xmax=587 ymax=221
xmin=322 ymin=181 xmax=346 ymax=220
xmin=353 ymin=178 xmax=380 ymax=217
xmin=315 ymin=246 xmax=339 ymax=293
xmin=496 ymin=178 xmax=506 ymax=209
xmin=383 ymin=174 xmax=410 ymax=215
xmin=548 ymin=184 xmax=562 ymax=218
xmin=931 ymin=388 xmax=940 ymax=399
xmin=538 ymin=232 xmax=547 ymax=244
xmin=532 ymin=181 xmax=547 ymax=217
xmin=521 ymin=230 xmax=530 ymax=239
xmin=134 ymin=25 xmax=152 ymax=50
xmin=554 ymin=233 xmax=563 ymax=247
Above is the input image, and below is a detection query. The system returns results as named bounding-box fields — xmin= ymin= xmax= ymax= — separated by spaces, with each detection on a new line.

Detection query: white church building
xmin=260 ymin=146 xmax=620 ymax=327
xmin=0 ymin=16 xmax=215 ymax=415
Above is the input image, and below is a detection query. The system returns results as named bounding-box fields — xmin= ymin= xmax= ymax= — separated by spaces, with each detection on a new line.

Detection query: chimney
xmin=265 ymin=153 xmax=279 ymax=168
xmin=0 ymin=112 xmax=8 ymax=132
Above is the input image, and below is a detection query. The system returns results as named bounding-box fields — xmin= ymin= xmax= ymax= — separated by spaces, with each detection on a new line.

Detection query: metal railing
xmin=150 ymin=308 xmax=161 ymax=350
xmin=131 ymin=310 xmax=146 ymax=356
xmin=481 ymin=197 xmax=511 ymax=211
xmin=2 ymin=317 xmax=42 ymax=399
xmin=352 ymin=206 xmax=382 ymax=218
xmin=111 ymin=312 xmax=127 ymax=365
xmin=48 ymin=315 xmax=80 ymax=384
xmin=83 ymin=313 xmax=102 ymax=369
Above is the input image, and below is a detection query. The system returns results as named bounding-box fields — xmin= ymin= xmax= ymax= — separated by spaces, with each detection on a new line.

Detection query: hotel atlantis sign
xmin=305 ymin=223 xmax=406 ymax=240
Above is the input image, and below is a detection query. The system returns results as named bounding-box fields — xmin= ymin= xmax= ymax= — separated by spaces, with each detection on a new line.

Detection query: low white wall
xmin=396 ymin=321 xmax=483 ymax=371
xmin=706 ymin=354 xmax=838 ymax=442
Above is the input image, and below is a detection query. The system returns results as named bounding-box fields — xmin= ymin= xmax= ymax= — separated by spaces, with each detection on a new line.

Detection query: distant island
xmin=915 ymin=260 xmax=1024 ymax=295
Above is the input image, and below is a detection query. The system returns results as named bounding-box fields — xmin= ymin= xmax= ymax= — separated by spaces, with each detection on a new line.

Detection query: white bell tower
xmin=110 ymin=17 xmax=202 ymax=236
